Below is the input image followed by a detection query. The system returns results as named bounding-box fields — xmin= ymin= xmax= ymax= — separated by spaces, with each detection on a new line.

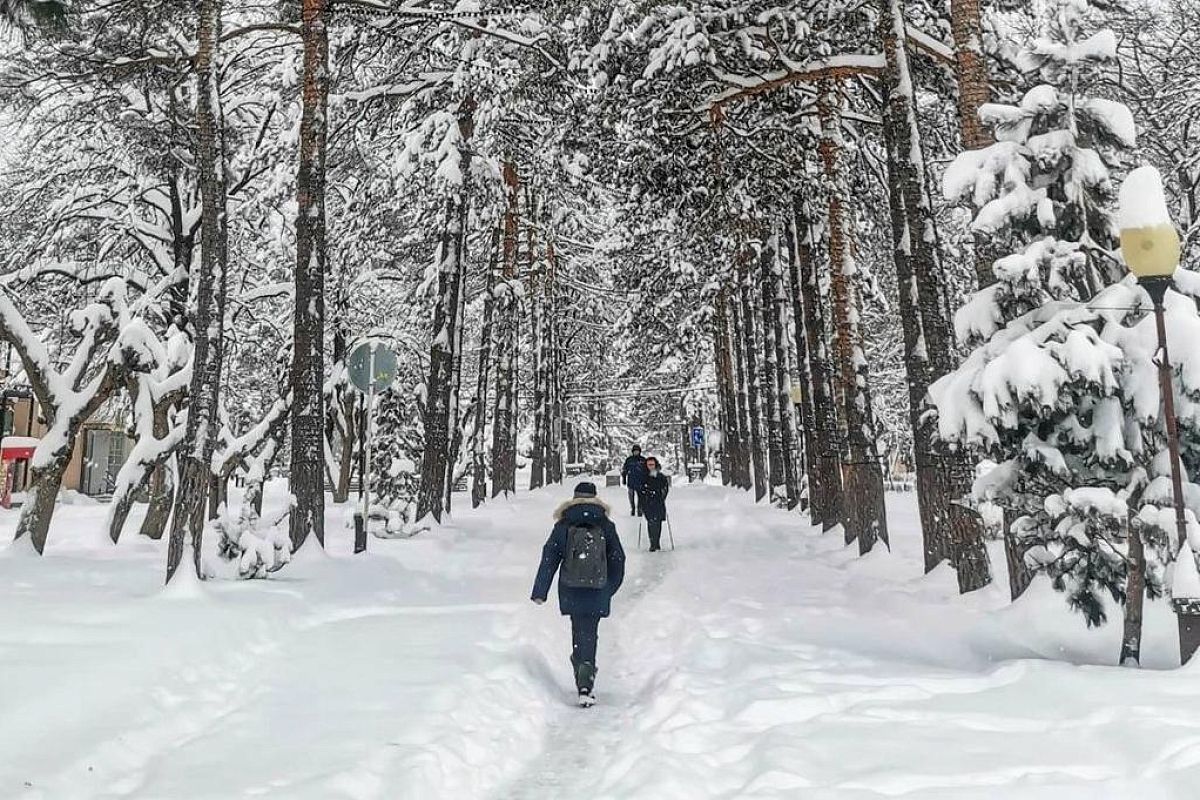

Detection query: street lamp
xmin=1119 ymin=166 xmax=1199 ymax=663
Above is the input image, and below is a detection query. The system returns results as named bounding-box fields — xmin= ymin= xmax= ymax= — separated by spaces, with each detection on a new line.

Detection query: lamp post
xmin=1119 ymin=166 xmax=1200 ymax=663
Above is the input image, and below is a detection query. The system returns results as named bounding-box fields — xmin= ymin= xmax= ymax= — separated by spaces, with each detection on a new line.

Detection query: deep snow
xmin=2 ymin=479 xmax=1199 ymax=799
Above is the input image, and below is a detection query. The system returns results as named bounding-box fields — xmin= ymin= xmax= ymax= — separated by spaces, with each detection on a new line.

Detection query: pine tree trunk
xmin=546 ymin=242 xmax=563 ymax=485
xmin=529 ymin=232 xmax=546 ymax=491
xmin=793 ymin=202 xmax=844 ymax=531
xmin=729 ymin=284 xmax=754 ymax=491
xmin=1121 ymin=523 xmax=1146 ymax=666
xmin=418 ymin=97 xmax=473 ymax=524
xmin=471 ymin=227 xmax=501 ymax=508
xmin=880 ymin=0 xmax=990 ymax=590
xmin=167 ymin=0 xmax=228 ymax=583
xmin=768 ymin=232 xmax=803 ymax=510
xmin=443 ymin=193 xmax=470 ymax=516
xmin=818 ymin=81 xmax=888 ymax=554
xmin=416 ymin=189 xmax=468 ymax=523
xmin=288 ymin=0 xmax=329 ymax=552
xmin=714 ymin=290 xmax=741 ymax=488
xmin=759 ymin=236 xmax=787 ymax=505
xmin=490 ymin=160 xmax=520 ymax=497
xmin=950 ymin=0 xmax=996 ymax=290
xmin=783 ymin=213 xmax=817 ymax=510
xmin=737 ymin=249 xmax=768 ymax=502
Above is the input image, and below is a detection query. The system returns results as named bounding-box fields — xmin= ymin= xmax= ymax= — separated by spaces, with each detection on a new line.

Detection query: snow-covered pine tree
xmin=932 ymin=0 xmax=1196 ymax=639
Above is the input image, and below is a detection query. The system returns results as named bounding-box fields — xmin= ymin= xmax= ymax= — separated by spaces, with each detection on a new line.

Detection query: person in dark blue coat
xmin=638 ymin=456 xmax=670 ymax=552
xmin=531 ymin=481 xmax=626 ymax=705
xmin=621 ymin=445 xmax=647 ymax=516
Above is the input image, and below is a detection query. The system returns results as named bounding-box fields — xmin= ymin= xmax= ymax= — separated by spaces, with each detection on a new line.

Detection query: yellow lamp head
xmin=1119 ymin=166 xmax=1181 ymax=280
xmin=1120 ymin=224 xmax=1181 ymax=280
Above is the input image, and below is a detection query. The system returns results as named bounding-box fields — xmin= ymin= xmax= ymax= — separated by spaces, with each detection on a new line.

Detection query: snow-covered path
xmin=2 ymin=481 xmax=1200 ymax=798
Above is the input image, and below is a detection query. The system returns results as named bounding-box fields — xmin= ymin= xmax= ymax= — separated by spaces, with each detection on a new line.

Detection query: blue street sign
xmin=691 ymin=426 xmax=705 ymax=448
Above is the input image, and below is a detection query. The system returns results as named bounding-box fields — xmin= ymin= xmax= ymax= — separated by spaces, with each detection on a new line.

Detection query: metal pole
xmin=357 ymin=346 xmax=377 ymax=554
xmin=1145 ymin=278 xmax=1200 ymax=662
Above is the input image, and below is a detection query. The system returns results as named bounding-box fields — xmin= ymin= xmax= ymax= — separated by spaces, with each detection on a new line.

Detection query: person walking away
xmin=531 ymin=482 xmax=626 ymax=707
xmin=621 ymin=445 xmax=647 ymax=516
xmin=639 ymin=457 xmax=670 ymax=552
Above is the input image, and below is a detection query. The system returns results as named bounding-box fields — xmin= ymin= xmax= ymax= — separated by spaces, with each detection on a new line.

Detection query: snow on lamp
xmin=1119 ymin=165 xmax=1200 ymax=665
xmin=1120 ymin=166 xmax=1180 ymax=290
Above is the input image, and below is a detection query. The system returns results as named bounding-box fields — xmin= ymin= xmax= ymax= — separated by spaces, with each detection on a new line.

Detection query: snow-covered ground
xmin=2 ymin=480 xmax=1199 ymax=799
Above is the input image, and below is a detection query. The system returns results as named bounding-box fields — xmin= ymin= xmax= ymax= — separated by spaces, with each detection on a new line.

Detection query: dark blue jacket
xmin=531 ymin=499 xmax=625 ymax=617
xmin=639 ymin=472 xmax=670 ymax=522
xmin=622 ymin=454 xmax=648 ymax=490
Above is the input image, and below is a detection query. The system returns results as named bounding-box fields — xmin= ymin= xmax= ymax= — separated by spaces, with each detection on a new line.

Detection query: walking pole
xmin=666 ymin=516 xmax=675 ymax=551
xmin=638 ymin=520 xmax=643 ymax=551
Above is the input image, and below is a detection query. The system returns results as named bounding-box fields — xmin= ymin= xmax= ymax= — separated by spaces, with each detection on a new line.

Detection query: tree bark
xmin=714 ymin=289 xmax=741 ymax=488
xmin=1121 ymin=523 xmax=1146 ymax=666
xmin=166 ymin=0 xmax=228 ymax=583
xmin=783 ymin=213 xmax=816 ymax=509
xmin=818 ymin=81 xmax=888 ymax=554
xmin=728 ymin=286 xmax=754 ymax=491
xmin=490 ymin=160 xmax=520 ymax=497
xmin=417 ymin=99 xmax=473 ymax=523
xmin=950 ymin=0 xmax=997 ymax=290
xmin=471 ymin=226 xmax=501 ymax=507
xmin=759 ymin=236 xmax=787 ymax=505
xmin=792 ymin=199 xmax=844 ymax=529
xmin=288 ymin=0 xmax=329 ymax=551
xmin=738 ymin=248 xmax=768 ymax=502
xmin=767 ymin=231 xmax=802 ymax=510
xmin=880 ymin=0 xmax=990 ymax=590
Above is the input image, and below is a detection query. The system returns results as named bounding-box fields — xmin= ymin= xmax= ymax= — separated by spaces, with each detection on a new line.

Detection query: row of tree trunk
xmin=711 ymin=0 xmax=1001 ymax=593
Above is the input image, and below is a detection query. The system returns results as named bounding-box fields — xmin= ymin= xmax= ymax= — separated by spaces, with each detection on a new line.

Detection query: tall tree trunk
xmin=783 ymin=213 xmax=816 ymax=510
xmin=529 ymin=213 xmax=546 ymax=491
xmin=471 ymin=227 xmax=501 ymax=507
xmin=739 ymin=249 xmax=768 ymax=502
xmin=329 ymin=256 xmax=354 ymax=505
xmin=759 ymin=236 xmax=787 ymax=505
xmin=881 ymin=0 xmax=990 ymax=591
xmin=1121 ymin=523 xmax=1146 ymax=666
xmin=714 ymin=289 xmax=741 ymax=488
xmin=417 ymin=98 xmax=473 ymax=523
xmin=951 ymin=0 xmax=996 ymax=290
xmin=793 ymin=198 xmax=844 ymax=530
xmin=443 ymin=192 xmax=470 ymax=516
xmin=818 ymin=82 xmax=888 ymax=554
xmin=728 ymin=287 xmax=754 ymax=491
xmin=546 ymin=242 xmax=563 ymax=485
xmin=490 ymin=160 xmax=520 ymax=497
xmin=768 ymin=230 xmax=802 ymax=510
xmin=166 ymin=0 xmax=228 ymax=583
xmin=288 ymin=0 xmax=329 ymax=551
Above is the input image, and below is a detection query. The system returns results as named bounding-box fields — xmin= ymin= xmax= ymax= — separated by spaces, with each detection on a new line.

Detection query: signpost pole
xmin=357 ymin=346 xmax=377 ymax=553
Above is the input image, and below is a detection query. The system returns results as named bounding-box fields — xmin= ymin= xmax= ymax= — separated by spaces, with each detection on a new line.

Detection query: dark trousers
xmin=627 ymin=486 xmax=641 ymax=515
xmin=570 ymin=615 xmax=601 ymax=689
xmin=647 ymin=519 xmax=663 ymax=550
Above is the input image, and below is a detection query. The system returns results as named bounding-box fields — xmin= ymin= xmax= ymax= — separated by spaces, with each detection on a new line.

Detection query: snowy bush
xmin=372 ymin=386 xmax=427 ymax=537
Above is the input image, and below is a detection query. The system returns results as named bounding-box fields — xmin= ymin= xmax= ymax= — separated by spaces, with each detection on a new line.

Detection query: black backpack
xmin=560 ymin=523 xmax=608 ymax=589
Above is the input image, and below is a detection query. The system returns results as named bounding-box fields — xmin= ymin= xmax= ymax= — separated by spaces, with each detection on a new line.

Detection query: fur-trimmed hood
xmin=554 ymin=496 xmax=611 ymax=521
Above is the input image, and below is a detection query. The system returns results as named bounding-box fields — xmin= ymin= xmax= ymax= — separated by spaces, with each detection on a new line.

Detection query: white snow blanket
xmin=0 ymin=480 xmax=1193 ymax=798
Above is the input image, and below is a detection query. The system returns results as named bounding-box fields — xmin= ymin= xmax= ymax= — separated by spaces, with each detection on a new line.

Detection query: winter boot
xmin=649 ymin=535 xmax=661 ymax=552
xmin=574 ymin=660 xmax=596 ymax=697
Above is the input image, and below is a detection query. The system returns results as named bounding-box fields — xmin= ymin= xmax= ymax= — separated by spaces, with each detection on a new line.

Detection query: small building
xmin=2 ymin=387 xmax=132 ymax=499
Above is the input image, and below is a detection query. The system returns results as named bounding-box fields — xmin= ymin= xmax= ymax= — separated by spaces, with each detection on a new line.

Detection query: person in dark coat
xmin=621 ymin=445 xmax=647 ymax=517
xmin=638 ymin=456 xmax=671 ymax=552
xmin=531 ymin=481 xmax=626 ymax=704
